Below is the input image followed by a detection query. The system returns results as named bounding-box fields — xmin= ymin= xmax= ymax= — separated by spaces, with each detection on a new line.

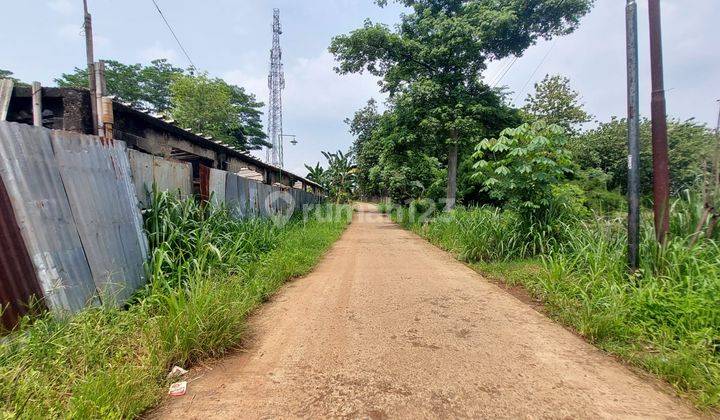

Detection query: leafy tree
xmin=304 ymin=162 xmax=327 ymax=189
xmin=472 ymin=121 xmax=574 ymax=215
xmin=572 ymin=117 xmax=713 ymax=195
xmin=170 ymin=73 xmax=269 ymax=150
xmin=320 ymin=150 xmax=358 ymax=203
xmin=330 ymin=0 xmax=594 ymax=209
xmin=0 ymin=69 xmax=29 ymax=87
xmin=55 ymin=59 xmax=185 ymax=111
xmin=522 ymin=74 xmax=592 ymax=135
xmin=138 ymin=59 xmax=186 ymax=111
xmin=346 ymin=99 xmax=382 ymax=197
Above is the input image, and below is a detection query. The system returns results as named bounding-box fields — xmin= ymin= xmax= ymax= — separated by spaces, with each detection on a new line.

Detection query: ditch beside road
xmin=155 ymin=203 xmax=701 ymax=418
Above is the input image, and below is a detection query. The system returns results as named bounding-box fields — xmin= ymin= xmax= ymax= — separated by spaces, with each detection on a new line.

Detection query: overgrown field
xmin=0 ymin=192 xmax=350 ymax=418
xmin=387 ymin=198 xmax=720 ymax=409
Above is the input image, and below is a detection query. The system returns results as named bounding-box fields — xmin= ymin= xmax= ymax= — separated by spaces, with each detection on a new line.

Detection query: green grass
xmin=0 ymin=192 xmax=351 ymax=419
xmin=391 ymin=200 xmax=720 ymax=410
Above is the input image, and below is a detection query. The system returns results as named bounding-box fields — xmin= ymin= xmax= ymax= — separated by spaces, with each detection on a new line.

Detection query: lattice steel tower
xmin=266 ymin=8 xmax=285 ymax=167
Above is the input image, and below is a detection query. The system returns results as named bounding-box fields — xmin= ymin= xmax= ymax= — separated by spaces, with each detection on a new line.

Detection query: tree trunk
xmin=446 ymin=142 xmax=458 ymax=211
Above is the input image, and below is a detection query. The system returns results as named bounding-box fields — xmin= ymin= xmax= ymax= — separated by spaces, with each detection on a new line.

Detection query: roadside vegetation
xmin=0 ymin=192 xmax=350 ymax=418
xmin=329 ymin=1 xmax=718 ymax=409
xmin=385 ymin=194 xmax=719 ymax=408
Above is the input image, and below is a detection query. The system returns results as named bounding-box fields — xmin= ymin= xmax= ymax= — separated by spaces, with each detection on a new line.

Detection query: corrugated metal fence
xmin=0 ymin=122 xmax=322 ymax=329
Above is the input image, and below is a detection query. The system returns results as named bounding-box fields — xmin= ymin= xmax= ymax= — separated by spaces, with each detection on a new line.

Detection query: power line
xmin=150 ymin=0 xmax=197 ymax=71
xmin=490 ymin=56 xmax=518 ymax=88
xmin=513 ymin=39 xmax=557 ymax=104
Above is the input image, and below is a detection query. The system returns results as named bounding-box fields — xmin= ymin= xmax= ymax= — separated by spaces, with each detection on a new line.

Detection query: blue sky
xmin=2 ymin=1 xmax=719 ymax=176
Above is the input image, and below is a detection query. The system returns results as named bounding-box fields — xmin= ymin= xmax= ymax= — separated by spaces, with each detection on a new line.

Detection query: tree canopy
xmin=170 ymin=73 xmax=269 ymax=151
xmin=330 ymin=0 xmax=594 ymax=208
xmin=571 ymin=117 xmax=714 ymax=195
xmin=0 ymin=69 xmax=28 ymax=87
xmin=56 ymin=59 xmax=184 ymax=112
xmin=522 ymin=74 xmax=592 ymax=135
xmin=54 ymin=59 xmax=268 ymax=151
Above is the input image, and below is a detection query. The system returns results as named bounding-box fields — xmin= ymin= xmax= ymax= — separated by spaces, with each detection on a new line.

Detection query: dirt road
xmin=156 ymin=204 xmax=700 ymax=419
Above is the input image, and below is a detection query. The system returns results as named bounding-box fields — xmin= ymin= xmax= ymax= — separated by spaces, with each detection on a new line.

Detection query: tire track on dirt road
xmin=153 ymin=203 xmax=702 ymax=419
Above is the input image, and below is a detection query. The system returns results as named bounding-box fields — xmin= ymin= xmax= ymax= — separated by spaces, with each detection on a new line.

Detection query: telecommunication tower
xmin=266 ymin=8 xmax=285 ymax=167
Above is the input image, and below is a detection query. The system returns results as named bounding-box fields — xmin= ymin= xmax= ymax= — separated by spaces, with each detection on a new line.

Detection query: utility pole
xmin=625 ymin=0 xmax=641 ymax=270
xmin=648 ymin=0 xmax=671 ymax=244
xmin=83 ymin=0 xmax=99 ymax=135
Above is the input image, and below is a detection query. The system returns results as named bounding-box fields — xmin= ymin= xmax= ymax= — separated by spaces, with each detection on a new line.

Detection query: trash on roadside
xmin=168 ymin=381 xmax=187 ymax=397
xmin=167 ymin=365 xmax=189 ymax=379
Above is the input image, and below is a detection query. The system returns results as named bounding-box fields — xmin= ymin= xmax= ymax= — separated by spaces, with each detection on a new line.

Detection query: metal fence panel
xmin=248 ymin=181 xmax=259 ymax=217
xmin=209 ymin=168 xmax=226 ymax=207
xmin=52 ymin=131 xmax=147 ymax=304
xmin=153 ymin=156 xmax=193 ymax=200
xmin=0 ymin=122 xmax=97 ymax=314
xmin=128 ymin=149 xmax=154 ymax=207
xmin=128 ymin=150 xmax=192 ymax=207
xmin=0 ymin=176 xmax=45 ymax=329
xmin=237 ymin=176 xmax=250 ymax=218
xmin=225 ymin=172 xmax=240 ymax=218
xmin=257 ymin=183 xmax=270 ymax=217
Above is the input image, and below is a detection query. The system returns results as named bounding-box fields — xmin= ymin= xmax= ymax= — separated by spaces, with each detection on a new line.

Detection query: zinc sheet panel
xmin=0 ymin=122 xmax=97 ymax=314
xmin=236 ymin=176 xmax=250 ymax=218
xmin=128 ymin=150 xmax=192 ymax=207
xmin=127 ymin=149 xmax=154 ymax=207
xmin=0 ymin=176 xmax=45 ymax=330
xmin=257 ymin=183 xmax=269 ymax=217
xmin=52 ymin=131 xmax=147 ymax=304
xmin=209 ymin=168 xmax=226 ymax=207
xmin=248 ymin=181 xmax=259 ymax=218
xmin=225 ymin=172 xmax=241 ymax=218
xmin=152 ymin=156 xmax=193 ymax=201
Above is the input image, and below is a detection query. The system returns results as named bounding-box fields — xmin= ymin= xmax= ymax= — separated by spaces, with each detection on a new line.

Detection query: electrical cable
xmin=513 ymin=39 xmax=557 ymax=104
xmin=150 ymin=0 xmax=197 ymax=71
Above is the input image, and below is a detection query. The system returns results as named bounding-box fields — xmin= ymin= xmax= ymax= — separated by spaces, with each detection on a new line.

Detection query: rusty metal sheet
xmin=0 ymin=175 xmax=45 ymax=330
xmin=51 ymin=130 xmax=148 ymax=304
xmin=128 ymin=149 xmax=192 ymax=208
xmin=0 ymin=122 xmax=97 ymax=314
xmin=199 ymin=165 xmax=210 ymax=203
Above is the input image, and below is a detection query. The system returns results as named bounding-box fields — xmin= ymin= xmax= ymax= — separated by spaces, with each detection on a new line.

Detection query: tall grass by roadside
xmin=0 ymin=192 xmax=350 ymax=418
xmin=389 ymin=197 xmax=720 ymax=409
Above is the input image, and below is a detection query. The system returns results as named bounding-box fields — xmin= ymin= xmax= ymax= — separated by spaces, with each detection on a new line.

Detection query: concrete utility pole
xmin=648 ymin=0 xmax=671 ymax=244
xmin=625 ymin=0 xmax=641 ymax=270
xmin=32 ymin=82 xmax=42 ymax=127
xmin=83 ymin=0 xmax=99 ymax=135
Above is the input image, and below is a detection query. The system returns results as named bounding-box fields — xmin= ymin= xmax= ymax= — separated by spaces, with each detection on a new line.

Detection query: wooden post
xmin=101 ymin=97 xmax=114 ymax=140
xmin=83 ymin=0 xmax=98 ymax=135
xmin=648 ymin=0 xmax=671 ymax=244
xmin=94 ymin=61 xmax=106 ymax=137
xmin=31 ymin=82 xmax=42 ymax=127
